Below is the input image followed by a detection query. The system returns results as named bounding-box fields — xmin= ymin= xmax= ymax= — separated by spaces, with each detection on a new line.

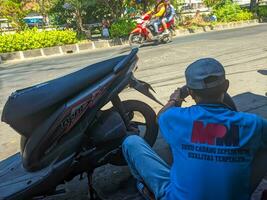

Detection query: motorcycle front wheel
xmin=129 ymin=33 xmax=144 ymax=47
xmin=161 ymin=31 xmax=173 ymax=43
xmin=110 ymin=100 xmax=158 ymax=165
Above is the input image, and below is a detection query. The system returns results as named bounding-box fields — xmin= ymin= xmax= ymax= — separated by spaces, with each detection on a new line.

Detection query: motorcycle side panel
xmin=131 ymin=27 xmax=142 ymax=34
xmin=22 ymin=73 xmax=118 ymax=171
xmin=88 ymin=110 xmax=126 ymax=146
xmin=0 ymin=153 xmax=74 ymax=200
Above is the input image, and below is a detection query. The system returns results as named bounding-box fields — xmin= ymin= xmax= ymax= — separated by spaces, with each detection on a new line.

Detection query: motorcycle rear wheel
xmin=110 ymin=100 xmax=158 ymax=165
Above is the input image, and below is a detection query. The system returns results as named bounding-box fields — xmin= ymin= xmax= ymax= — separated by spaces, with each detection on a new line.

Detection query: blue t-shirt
xmin=158 ymin=104 xmax=267 ymax=200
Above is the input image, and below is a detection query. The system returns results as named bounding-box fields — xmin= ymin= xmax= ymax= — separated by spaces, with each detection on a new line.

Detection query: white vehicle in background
xmin=0 ymin=18 xmax=12 ymax=30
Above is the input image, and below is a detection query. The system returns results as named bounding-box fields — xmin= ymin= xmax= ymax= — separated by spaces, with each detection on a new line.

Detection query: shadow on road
xmin=139 ymin=42 xmax=161 ymax=48
xmin=233 ymin=92 xmax=267 ymax=118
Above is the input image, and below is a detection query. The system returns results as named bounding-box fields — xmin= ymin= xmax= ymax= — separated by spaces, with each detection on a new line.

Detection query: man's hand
xmin=158 ymin=88 xmax=184 ymax=117
xmin=169 ymin=88 xmax=182 ymax=103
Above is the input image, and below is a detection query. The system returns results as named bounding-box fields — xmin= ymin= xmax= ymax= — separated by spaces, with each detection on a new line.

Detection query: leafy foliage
xmin=235 ymin=10 xmax=253 ymax=21
xmin=0 ymin=28 xmax=77 ymax=53
xmin=213 ymin=1 xmax=253 ymax=22
xmin=49 ymin=0 xmax=75 ymax=26
xmin=124 ymin=0 xmax=154 ymax=12
xmin=97 ymin=0 xmax=125 ymax=19
xmin=23 ymin=0 xmax=53 ymax=17
xmin=0 ymin=0 xmax=29 ymax=30
xmin=258 ymin=5 xmax=267 ymax=17
xmin=63 ymin=0 xmax=96 ymax=34
xmin=203 ymin=0 xmax=222 ymax=8
xmin=109 ymin=18 xmax=136 ymax=38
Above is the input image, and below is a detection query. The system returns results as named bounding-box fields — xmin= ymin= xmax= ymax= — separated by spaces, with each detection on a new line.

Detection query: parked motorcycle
xmin=0 ymin=48 xmax=162 ymax=200
xmin=129 ymin=13 xmax=175 ymax=46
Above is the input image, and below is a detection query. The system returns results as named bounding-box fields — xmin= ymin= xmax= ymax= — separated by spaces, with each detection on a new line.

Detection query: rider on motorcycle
xmin=162 ymin=0 xmax=176 ymax=34
xmin=147 ymin=0 xmax=166 ymax=35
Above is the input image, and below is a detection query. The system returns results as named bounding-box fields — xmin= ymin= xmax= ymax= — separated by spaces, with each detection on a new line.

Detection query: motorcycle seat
xmin=1 ymin=55 xmax=127 ymax=137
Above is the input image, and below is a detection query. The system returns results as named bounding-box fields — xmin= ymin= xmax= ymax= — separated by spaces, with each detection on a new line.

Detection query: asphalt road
xmin=0 ymin=23 xmax=267 ymax=199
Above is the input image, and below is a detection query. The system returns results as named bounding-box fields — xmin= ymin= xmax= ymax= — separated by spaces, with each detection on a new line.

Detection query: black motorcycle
xmin=0 ymin=48 xmax=162 ymax=200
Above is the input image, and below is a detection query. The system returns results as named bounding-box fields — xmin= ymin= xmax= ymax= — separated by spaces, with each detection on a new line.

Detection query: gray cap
xmin=185 ymin=58 xmax=226 ymax=90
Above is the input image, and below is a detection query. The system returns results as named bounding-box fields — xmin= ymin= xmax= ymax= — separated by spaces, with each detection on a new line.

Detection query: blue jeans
xmin=152 ymin=19 xmax=161 ymax=33
xmin=122 ymin=135 xmax=170 ymax=200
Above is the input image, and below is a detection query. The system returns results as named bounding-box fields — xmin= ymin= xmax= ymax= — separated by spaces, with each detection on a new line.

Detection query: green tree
xmin=23 ymin=0 xmax=53 ymax=24
xmin=97 ymin=0 xmax=125 ymax=19
xmin=249 ymin=0 xmax=257 ymax=12
xmin=0 ymin=0 xmax=29 ymax=30
xmin=124 ymin=0 xmax=154 ymax=12
xmin=203 ymin=0 xmax=222 ymax=8
xmin=49 ymin=0 xmax=74 ymax=26
xmin=62 ymin=0 xmax=96 ymax=34
xmin=38 ymin=0 xmax=53 ymax=24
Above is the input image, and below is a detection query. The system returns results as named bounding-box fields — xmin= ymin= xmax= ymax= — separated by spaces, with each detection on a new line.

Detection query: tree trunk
xmin=75 ymin=9 xmax=84 ymax=37
xmin=250 ymin=0 xmax=258 ymax=12
xmin=114 ymin=0 xmax=123 ymax=19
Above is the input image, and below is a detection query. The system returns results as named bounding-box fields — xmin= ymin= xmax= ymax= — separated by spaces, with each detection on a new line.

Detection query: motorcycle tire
xmin=110 ymin=100 xmax=158 ymax=166
xmin=129 ymin=33 xmax=144 ymax=47
xmin=123 ymin=100 xmax=158 ymax=146
xmin=161 ymin=31 xmax=172 ymax=44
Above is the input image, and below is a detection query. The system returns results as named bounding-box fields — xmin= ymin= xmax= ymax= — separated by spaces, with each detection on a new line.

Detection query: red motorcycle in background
xmin=129 ymin=13 xmax=175 ymax=46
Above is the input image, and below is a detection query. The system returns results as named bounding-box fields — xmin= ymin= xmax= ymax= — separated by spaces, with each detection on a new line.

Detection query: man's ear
xmin=223 ymin=79 xmax=229 ymax=92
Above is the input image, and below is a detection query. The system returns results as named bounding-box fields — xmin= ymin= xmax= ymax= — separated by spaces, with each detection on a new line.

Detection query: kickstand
xmin=87 ymin=171 xmax=101 ymax=200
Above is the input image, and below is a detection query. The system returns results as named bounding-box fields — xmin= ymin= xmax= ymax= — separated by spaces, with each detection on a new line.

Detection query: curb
xmin=0 ymin=19 xmax=260 ymax=64
xmin=174 ymin=19 xmax=259 ymax=36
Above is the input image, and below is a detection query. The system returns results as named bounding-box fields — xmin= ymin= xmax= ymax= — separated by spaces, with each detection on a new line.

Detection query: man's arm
xmin=158 ymin=88 xmax=183 ymax=116
xmin=157 ymin=88 xmax=183 ymax=146
xmin=154 ymin=5 xmax=166 ymax=17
